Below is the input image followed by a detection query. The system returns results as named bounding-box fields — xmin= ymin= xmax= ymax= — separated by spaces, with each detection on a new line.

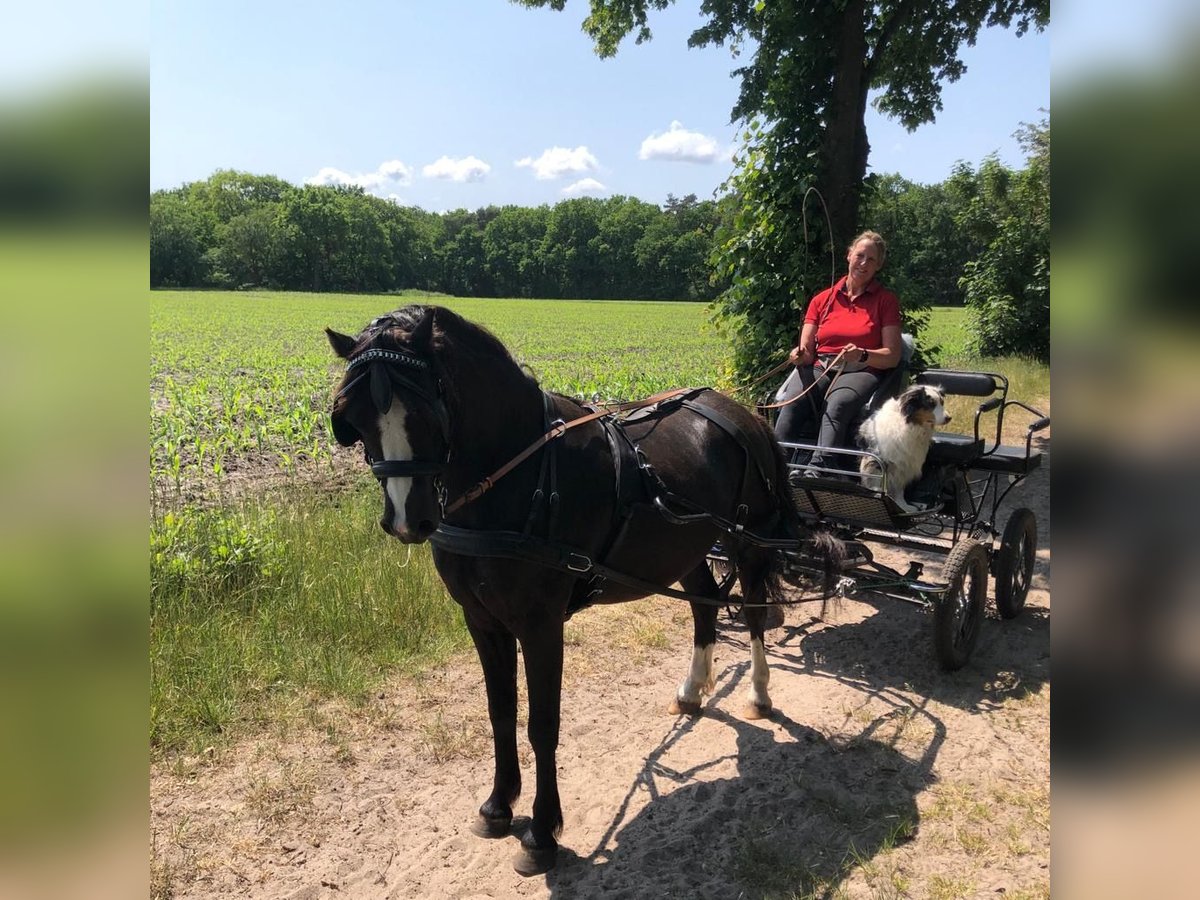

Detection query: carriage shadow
xmin=541 ymin=668 xmax=930 ymax=898
xmin=771 ymin=598 xmax=1050 ymax=714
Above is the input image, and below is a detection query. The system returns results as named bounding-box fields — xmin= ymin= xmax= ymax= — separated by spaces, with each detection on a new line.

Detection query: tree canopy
xmin=518 ymin=0 xmax=1049 ymax=380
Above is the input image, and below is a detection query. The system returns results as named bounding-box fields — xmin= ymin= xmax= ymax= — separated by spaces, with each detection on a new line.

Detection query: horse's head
xmin=326 ymin=307 xmax=449 ymax=543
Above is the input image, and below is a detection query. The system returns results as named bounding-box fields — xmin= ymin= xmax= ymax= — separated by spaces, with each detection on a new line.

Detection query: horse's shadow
xmin=542 ymin=668 xmax=933 ymax=898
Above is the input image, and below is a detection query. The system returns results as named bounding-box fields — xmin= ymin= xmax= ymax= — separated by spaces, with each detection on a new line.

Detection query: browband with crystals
xmin=345 ymin=347 xmax=430 ymax=371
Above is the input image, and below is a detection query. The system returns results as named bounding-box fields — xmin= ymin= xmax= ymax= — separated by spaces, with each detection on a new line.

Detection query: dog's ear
xmin=900 ymin=387 xmax=931 ymax=422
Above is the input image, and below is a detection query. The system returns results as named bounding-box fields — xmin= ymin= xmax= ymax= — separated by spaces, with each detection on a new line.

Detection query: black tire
xmin=995 ymin=508 xmax=1037 ymax=619
xmin=934 ymin=538 xmax=989 ymax=670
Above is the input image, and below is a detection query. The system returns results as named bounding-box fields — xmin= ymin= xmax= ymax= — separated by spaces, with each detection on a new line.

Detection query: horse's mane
xmin=354 ymin=305 xmax=538 ymax=395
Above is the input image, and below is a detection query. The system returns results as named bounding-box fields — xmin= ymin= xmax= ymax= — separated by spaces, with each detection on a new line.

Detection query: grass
xmin=150 ymin=478 xmax=471 ymax=754
xmin=150 ymin=292 xmax=1050 ymax=755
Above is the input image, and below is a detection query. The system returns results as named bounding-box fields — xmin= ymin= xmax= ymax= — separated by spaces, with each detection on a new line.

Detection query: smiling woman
xmin=772 ymin=230 xmax=904 ymax=475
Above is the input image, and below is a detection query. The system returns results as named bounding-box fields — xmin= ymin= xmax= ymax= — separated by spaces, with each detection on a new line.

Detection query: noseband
xmin=337 ymin=345 xmax=450 ymax=484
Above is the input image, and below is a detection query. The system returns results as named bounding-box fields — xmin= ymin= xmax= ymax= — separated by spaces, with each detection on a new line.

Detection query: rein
xmin=753 ymin=347 xmax=851 ymax=411
xmin=443 ymin=388 xmax=692 ymax=514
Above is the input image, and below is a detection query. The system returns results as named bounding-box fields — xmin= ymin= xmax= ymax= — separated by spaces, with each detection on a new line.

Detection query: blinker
xmin=369 ymin=361 xmax=393 ymax=414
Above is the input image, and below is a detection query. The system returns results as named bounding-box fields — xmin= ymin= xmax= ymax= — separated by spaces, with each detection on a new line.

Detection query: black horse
xmin=326 ymin=305 xmax=838 ymax=875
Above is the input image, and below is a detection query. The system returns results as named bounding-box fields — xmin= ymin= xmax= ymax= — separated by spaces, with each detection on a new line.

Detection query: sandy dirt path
xmin=152 ymin=460 xmax=1049 ymax=900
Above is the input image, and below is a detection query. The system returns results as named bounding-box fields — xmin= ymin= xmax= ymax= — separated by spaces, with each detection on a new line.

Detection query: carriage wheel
xmin=708 ymin=551 xmax=734 ymax=595
xmin=994 ymin=508 xmax=1037 ymax=619
xmin=933 ymin=538 xmax=988 ymax=670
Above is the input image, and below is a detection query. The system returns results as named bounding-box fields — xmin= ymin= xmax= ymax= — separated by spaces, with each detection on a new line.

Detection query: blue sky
xmin=150 ymin=1 xmax=1051 ymax=210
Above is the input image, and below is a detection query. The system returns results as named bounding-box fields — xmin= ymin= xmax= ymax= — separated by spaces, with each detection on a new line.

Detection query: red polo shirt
xmin=804 ymin=276 xmax=901 ymax=355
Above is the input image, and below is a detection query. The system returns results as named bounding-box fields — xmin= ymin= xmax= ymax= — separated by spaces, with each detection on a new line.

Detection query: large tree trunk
xmin=819 ymin=0 xmax=872 ymax=251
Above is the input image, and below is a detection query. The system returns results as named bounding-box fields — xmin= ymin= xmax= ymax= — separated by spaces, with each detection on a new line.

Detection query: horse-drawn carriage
xmin=326 ymin=306 xmax=1049 ymax=873
xmin=716 ymin=355 xmax=1050 ymax=671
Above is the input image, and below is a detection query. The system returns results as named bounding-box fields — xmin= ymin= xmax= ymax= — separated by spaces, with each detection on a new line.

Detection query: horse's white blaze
xmin=378 ymin=403 xmax=414 ymax=532
xmin=748 ymin=637 xmax=771 ymax=710
xmin=677 ymin=643 xmax=715 ymax=705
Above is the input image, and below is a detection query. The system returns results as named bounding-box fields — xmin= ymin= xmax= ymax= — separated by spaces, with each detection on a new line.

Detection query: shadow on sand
xmin=537 ymin=666 xmax=932 ymax=898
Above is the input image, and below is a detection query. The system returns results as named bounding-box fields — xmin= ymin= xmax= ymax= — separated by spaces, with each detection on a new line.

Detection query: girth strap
xmin=429 ymin=523 xmax=824 ymax=607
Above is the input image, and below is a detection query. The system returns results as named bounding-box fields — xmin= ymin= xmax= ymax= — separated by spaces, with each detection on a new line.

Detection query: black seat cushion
xmin=928 ymin=433 xmax=985 ymax=464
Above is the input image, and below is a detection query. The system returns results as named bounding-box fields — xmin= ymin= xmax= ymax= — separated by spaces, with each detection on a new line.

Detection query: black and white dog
xmin=857 ymin=384 xmax=949 ymax=511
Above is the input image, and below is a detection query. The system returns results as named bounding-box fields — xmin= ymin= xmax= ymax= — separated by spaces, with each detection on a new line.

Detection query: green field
xmin=150 ymin=292 xmax=1049 ymax=753
xmin=151 ymin=292 xmax=727 ymax=503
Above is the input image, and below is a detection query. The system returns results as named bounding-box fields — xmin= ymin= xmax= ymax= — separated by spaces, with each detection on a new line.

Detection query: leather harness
xmin=428 ymin=388 xmax=812 ymax=613
xmin=337 ymin=345 xmax=822 ymax=611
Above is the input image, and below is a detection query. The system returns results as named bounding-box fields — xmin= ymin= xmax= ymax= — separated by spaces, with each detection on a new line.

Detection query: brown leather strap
xmin=756 ymin=346 xmax=850 ymax=410
xmin=444 ymin=387 xmax=694 ymax=515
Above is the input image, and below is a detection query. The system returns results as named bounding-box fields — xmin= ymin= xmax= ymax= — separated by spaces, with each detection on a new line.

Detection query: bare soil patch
xmin=152 ymin=458 xmax=1049 ymax=899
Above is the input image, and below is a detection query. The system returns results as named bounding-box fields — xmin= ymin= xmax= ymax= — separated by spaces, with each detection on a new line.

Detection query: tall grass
xmin=150 ymin=478 xmax=469 ymax=754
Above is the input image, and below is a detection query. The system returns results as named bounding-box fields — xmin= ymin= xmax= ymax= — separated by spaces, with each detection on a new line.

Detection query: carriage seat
xmin=911 ymin=370 xmax=996 ymax=465
xmin=910 ymin=369 xmax=1047 ymax=474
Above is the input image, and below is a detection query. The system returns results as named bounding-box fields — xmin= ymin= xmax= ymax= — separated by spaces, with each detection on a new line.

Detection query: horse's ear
xmin=410 ymin=307 xmax=436 ymax=353
xmin=326 ymin=328 xmax=357 ymax=360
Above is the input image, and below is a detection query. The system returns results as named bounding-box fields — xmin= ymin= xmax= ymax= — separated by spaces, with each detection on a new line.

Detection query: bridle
xmin=335 ymin=344 xmax=451 ymax=484
xmin=335 ymin=337 xmax=693 ymax=518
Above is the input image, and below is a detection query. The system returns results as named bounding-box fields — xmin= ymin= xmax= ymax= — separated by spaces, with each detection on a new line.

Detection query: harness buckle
xmin=566 ymin=553 xmax=593 ymax=573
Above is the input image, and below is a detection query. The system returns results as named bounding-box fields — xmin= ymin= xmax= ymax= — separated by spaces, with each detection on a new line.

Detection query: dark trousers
xmin=773 ymin=365 xmax=882 ymax=470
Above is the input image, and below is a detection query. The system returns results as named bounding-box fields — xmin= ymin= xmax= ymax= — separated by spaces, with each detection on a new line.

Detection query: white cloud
xmin=638 ymin=121 xmax=721 ymax=163
xmin=304 ymin=159 xmax=414 ymax=194
xmin=515 ymin=145 xmax=599 ymax=180
xmin=561 ymin=177 xmax=607 ymax=197
xmin=422 ymin=155 xmax=492 ymax=182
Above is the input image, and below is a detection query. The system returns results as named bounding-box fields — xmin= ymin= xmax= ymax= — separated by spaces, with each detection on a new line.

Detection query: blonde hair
xmin=848 ymin=230 xmax=887 ymax=268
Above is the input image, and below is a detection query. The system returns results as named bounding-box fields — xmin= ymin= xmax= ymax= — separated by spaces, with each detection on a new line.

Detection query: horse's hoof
xmin=669 ymin=697 xmax=702 ymax=716
xmin=470 ymin=814 xmax=513 ymax=839
xmin=743 ymin=701 xmax=772 ymax=720
xmin=513 ymin=845 xmax=558 ymax=876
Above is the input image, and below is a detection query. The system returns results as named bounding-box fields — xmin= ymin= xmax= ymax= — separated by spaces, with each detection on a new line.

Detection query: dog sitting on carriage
xmin=856 ymin=383 xmax=949 ymax=513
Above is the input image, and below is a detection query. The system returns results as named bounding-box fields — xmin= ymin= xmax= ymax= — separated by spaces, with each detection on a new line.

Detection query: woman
xmin=775 ymin=230 xmax=903 ymax=476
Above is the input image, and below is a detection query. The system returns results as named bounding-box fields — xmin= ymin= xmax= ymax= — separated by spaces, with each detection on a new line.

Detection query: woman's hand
xmin=789 ymin=345 xmax=815 ymax=366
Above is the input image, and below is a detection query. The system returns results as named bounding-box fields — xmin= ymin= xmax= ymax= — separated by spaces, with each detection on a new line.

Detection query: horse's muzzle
xmin=379 ymin=516 xmax=439 ymax=544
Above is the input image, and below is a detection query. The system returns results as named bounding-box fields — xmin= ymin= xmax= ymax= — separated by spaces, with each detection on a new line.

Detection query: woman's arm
xmin=861 ymin=324 xmax=903 ymax=370
xmin=788 ymin=322 xmax=818 ymax=366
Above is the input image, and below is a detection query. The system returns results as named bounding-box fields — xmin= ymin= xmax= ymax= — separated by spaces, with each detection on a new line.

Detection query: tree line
xmin=151 ymin=175 xmax=726 ymax=302
xmin=151 ymin=122 xmax=1047 ymax=363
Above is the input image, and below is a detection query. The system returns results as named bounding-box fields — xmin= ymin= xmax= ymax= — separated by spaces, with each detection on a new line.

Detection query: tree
xmin=150 ymin=191 xmax=208 ymax=287
xmin=276 ymin=186 xmax=350 ymax=292
xmin=959 ymin=119 xmax=1049 ymax=360
xmin=210 ymin=204 xmax=286 ymax=288
xmin=483 ymin=205 xmax=553 ymax=297
xmin=518 ymin=0 xmax=1049 ymax=381
xmin=541 ymin=198 xmax=606 ymax=298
